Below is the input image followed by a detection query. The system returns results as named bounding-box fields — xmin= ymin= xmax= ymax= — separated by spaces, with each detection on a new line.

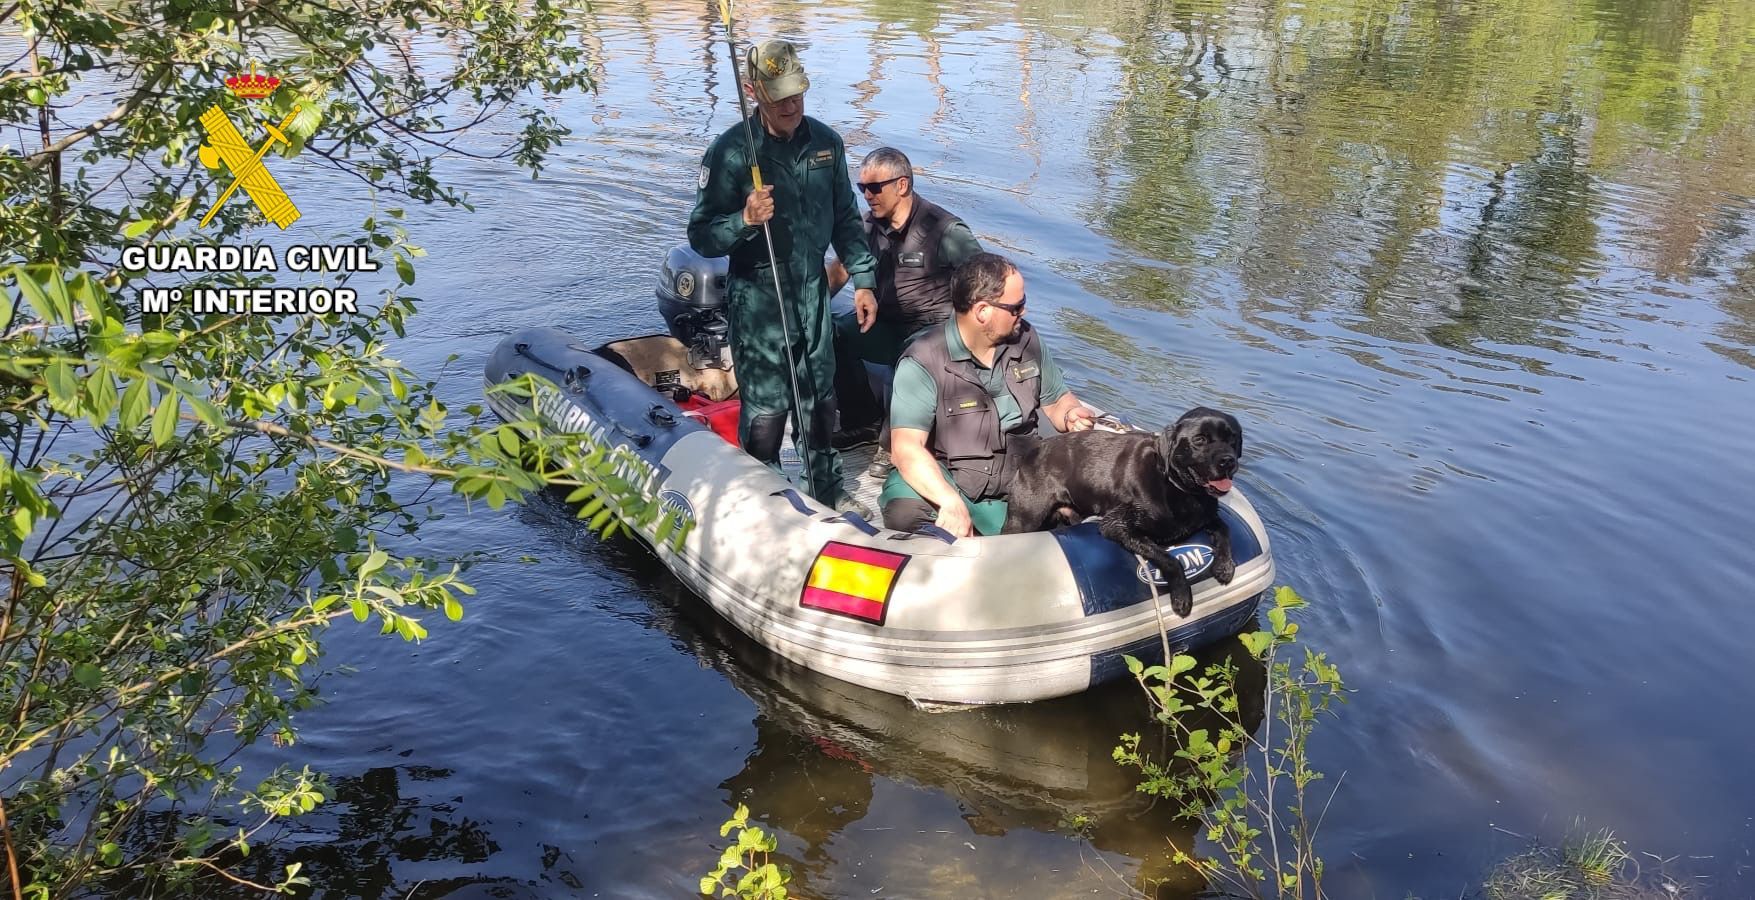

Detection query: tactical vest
xmin=866 ymin=196 xmax=962 ymax=334
xmin=903 ymin=320 xmax=1045 ymax=500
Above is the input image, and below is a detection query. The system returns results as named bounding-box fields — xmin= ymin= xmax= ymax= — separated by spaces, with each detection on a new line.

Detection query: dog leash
xmin=1137 ymin=553 xmax=1175 ymax=671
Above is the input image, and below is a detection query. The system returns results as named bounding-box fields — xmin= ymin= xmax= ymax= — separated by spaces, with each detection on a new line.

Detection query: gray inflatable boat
xmin=482 ymin=251 xmax=1275 ymax=705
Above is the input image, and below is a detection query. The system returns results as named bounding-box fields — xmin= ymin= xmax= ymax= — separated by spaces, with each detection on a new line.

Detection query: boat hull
xmin=485 ymin=327 xmax=1275 ymax=705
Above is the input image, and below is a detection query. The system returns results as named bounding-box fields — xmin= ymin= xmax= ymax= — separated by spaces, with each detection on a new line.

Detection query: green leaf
xmin=42 ymin=268 xmax=74 ymax=323
xmin=73 ymin=663 xmax=103 ymax=688
xmin=14 ymin=266 xmax=56 ymax=323
xmin=98 ymin=842 xmax=121 ymax=866
xmin=122 ymin=219 xmax=157 ymax=239
xmin=350 ymin=599 xmax=369 ymax=622
xmin=443 ymin=596 xmax=463 ymax=621
xmin=395 ymin=254 xmax=415 ymax=285
xmin=288 ymin=103 xmax=322 ymax=138
xmin=87 ymin=372 xmax=119 ymax=426
xmin=151 ymin=391 xmax=180 ymax=446
xmin=69 ymin=273 xmax=109 ymax=327
xmin=119 ymin=377 xmax=149 ymax=429
xmin=44 ymin=361 xmax=79 ymax=411
xmin=141 ymin=330 xmax=180 ymax=357
xmin=1168 ymin=654 xmax=1198 ymax=678
xmin=359 ymin=549 xmax=388 ymax=578
xmin=185 ymin=394 xmax=225 ymax=428
xmin=699 ymin=875 xmax=718 ymax=895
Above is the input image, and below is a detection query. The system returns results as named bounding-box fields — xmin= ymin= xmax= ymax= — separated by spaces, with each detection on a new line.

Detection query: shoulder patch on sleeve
xmin=699 ymin=165 xmax=710 ymax=190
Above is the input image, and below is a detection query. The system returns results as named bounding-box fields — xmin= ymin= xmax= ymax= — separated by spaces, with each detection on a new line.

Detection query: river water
xmin=230 ymin=0 xmax=1755 ymax=896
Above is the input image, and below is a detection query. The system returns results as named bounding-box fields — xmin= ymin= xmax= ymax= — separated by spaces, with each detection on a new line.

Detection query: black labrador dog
xmin=1003 ymin=407 xmax=1243 ymax=617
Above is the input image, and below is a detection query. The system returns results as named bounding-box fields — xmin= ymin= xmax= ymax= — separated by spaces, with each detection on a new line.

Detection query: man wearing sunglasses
xmin=878 ymin=253 xmax=1096 ymax=538
xmin=688 ymin=39 xmax=879 ymax=515
xmin=828 ymin=147 xmax=986 ymax=477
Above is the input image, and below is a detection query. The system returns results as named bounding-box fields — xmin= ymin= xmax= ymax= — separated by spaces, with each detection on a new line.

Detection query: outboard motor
xmin=656 ymin=246 xmax=731 ymax=369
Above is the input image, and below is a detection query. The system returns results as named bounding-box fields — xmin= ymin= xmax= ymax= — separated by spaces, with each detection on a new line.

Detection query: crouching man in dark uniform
xmin=879 ymin=253 xmax=1096 ymax=538
xmin=688 ymin=39 xmax=879 ymax=513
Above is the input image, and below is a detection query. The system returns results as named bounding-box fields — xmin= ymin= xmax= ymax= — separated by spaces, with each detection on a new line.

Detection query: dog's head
xmin=1154 ymin=406 xmax=1243 ymax=496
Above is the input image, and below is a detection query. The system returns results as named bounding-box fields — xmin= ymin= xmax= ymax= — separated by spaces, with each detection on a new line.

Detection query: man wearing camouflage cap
xmin=689 ymin=38 xmax=879 ymax=513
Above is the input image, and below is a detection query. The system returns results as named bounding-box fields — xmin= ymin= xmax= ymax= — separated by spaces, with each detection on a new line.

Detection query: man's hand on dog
xmin=1065 ymin=406 xmax=1096 ymax=432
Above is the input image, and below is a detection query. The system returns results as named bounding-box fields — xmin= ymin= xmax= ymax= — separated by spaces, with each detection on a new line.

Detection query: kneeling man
xmin=879 ymin=252 xmax=1096 ymax=537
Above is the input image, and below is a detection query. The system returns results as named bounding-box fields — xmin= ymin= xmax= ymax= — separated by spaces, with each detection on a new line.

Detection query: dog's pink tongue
xmin=1207 ymin=478 xmax=1233 ymax=493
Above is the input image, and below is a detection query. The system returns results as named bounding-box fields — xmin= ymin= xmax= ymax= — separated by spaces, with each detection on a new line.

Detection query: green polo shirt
xmin=890 ymin=319 xmax=1069 ymax=434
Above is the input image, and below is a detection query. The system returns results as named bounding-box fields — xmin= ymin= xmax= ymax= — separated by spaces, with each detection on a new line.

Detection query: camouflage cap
xmin=745 ymin=39 xmax=810 ymax=101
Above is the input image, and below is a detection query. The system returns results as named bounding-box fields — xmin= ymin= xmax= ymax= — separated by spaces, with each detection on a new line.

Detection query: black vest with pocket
xmin=866 ymin=196 xmax=962 ymax=335
xmin=902 ymin=320 xmax=1045 ymax=500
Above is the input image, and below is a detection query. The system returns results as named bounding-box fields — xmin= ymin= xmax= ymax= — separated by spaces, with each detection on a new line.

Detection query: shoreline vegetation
xmin=1479 ymin=827 xmax=1693 ymax=900
xmin=0 ymin=0 xmax=659 ymax=892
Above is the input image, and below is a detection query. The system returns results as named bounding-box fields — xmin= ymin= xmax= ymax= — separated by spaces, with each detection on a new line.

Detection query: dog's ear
xmin=1154 ymin=426 xmax=1175 ymax=476
xmin=1225 ymin=411 xmax=1243 ymax=459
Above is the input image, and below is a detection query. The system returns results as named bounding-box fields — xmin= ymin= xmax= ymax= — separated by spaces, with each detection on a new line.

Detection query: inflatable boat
xmin=482 ymin=248 xmax=1275 ymax=705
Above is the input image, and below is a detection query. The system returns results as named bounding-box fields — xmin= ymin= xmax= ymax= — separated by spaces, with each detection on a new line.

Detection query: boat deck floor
xmin=777 ymin=438 xmax=887 ymax=515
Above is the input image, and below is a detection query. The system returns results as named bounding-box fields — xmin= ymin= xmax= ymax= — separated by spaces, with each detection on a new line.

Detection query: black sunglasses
xmin=856 ymin=175 xmax=904 ymax=194
xmin=985 ymin=294 xmax=1026 ymax=315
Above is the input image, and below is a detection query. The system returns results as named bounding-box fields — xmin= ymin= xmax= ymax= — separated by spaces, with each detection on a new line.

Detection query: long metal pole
xmin=715 ymin=0 xmax=819 ymax=488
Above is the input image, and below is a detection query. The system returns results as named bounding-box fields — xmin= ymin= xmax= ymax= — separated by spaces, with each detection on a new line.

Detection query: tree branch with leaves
xmin=0 ymin=0 xmax=642 ymax=894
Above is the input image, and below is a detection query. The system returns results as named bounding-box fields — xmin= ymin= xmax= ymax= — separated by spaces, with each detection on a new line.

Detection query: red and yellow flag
xmin=799 ymin=542 xmax=911 ymax=625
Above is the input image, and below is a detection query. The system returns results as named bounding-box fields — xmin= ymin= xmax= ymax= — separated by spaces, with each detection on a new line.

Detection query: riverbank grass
xmin=1483 ymin=828 xmax=1683 ymax=900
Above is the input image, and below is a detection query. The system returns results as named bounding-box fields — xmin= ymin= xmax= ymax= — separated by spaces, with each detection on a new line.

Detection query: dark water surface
xmin=236 ymin=0 xmax=1755 ymax=896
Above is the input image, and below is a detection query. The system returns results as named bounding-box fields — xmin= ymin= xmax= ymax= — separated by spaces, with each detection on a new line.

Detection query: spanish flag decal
xmin=800 ymin=542 xmax=911 ymax=625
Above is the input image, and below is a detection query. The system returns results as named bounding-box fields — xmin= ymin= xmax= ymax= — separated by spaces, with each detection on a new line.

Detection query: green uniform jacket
xmin=688 ymin=115 xmax=877 ymax=411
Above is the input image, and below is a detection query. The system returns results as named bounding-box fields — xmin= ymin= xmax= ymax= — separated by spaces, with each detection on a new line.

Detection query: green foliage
xmin=0 ymin=261 xmax=684 ymax=895
xmin=0 ymin=0 xmax=680 ymax=892
xmin=1115 ymin=586 xmax=1346 ymax=899
xmin=1560 ymin=828 xmax=1634 ymax=886
xmin=699 ymin=804 xmax=791 ymax=900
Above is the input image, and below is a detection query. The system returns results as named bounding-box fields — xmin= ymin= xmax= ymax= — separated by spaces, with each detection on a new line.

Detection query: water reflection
xmin=675 ymin=579 xmax=1267 ymax=899
xmin=1080 ymin=0 xmax=1755 ymax=371
xmin=187 ymin=765 xmax=531 ymax=900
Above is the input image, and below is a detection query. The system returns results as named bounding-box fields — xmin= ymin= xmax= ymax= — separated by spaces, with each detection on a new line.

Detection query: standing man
xmin=829 ymin=147 xmax=985 ymax=474
xmin=689 ymin=39 xmax=879 ymax=513
xmin=880 ymin=253 xmax=1096 ymax=538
